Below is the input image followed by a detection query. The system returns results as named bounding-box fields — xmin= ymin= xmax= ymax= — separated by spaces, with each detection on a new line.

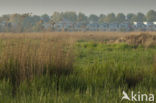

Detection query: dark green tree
xmin=146 ymin=10 xmax=156 ymax=22
xmin=88 ymin=14 xmax=99 ymax=22
xmin=116 ymin=13 xmax=126 ymax=23
xmin=136 ymin=12 xmax=146 ymax=22
xmin=98 ymin=14 xmax=106 ymax=23
xmin=77 ymin=12 xmax=88 ymax=23
xmin=63 ymin=12 xmax=77 ymax=22
xmin=127 ymin=13 xmax=136 ymax=22
xmin=104 ymin=13 xmax=116 ymax=23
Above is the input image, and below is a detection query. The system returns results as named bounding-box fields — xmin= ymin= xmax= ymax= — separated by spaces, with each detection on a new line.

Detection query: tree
xmin=1 ymin=15 xmax=9 ymax=21
xmin=9 ymin=14 xmax=28 ymax=32
xmin=88 ymin=14 xmax=98 ymax=23
xmin=136 ymin=12 xmax=146 ymax=22
xmin=98 ymin=14 xmax=106 ymax=23
xmin=41 ymin=14 xmax=50 ymax=23
xmin=127 ymin=13 xmax=136 ymax=22
xmin=33 ymin=20 xmax=44 ymax=32
xmin=116 ymin=13 xmax=126 ymax=23
xmin=104 ymin=13 xmax=116 ymax=23
xmin=77 ymin=12 xmax=88 ymax=23
xmin=63 ymin=11 xmax=77 ymax=22
xmin=146 ymin=10 xmax=156 ymax=22
xmin=51 ymin=12 xmax=63 ymax=23
xmin=22 ymin=14 xmax=33 ymax=32
xmin=32 ymin=15 xmax=41 ymax=25
xmin=131 ymin=16 xmax=137 ymax=22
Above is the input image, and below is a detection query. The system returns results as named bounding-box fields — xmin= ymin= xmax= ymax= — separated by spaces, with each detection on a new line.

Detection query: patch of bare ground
xmin=113 ymin=32 xmax=156 ymax=48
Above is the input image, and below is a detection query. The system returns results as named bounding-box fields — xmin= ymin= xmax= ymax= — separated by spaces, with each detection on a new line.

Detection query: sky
xmin=0 ymin=0 xmax=156 ymax=16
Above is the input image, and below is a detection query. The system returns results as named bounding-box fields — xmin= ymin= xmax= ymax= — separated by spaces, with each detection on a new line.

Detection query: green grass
xmin=1 ymin=41 xmax=156 ymax=103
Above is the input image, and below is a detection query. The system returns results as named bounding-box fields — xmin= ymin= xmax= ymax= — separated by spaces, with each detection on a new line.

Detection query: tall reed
xmin=0 ymin=33 xmax=75 ymax=94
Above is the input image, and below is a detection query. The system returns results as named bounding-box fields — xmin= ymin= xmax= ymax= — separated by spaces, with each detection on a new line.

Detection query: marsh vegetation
xmin=0 ymin=32 xmax=156 ymax=103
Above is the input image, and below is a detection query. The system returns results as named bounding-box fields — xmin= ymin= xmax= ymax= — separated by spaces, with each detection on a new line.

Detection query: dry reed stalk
xmin=0 ymin=33 xmax=75 ymax=88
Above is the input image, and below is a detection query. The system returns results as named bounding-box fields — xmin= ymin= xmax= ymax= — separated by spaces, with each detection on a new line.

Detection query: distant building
xmin=153 ymin=22 xmax=156 ymax=31
xmin=54 ymin=22 xmax=64 ymax=31
xmin=109 ymin=22 xmax=119 ymax=31
xmin=54 ymin=18 xmax=74 ymax=31
xmin=133 ymin=22 xmax=146 ymax=31
xmin=43 ymin=23 xmax=51 ymax=29
xmin=52 ymin=20 xmax=156 ymax=32
xmin=98 ymin=23 xmax=109 ymax=31
xmin=118 ymin=22 xmax=130 ymax=31
xmin=0 ymin=21 xmax=7 ymax=27
xmin=143 ymin=22 xmax=153 ymax=31
xmin=87 ymin=22 xmax=99 ymax=31
xmin=74 ymin=22 xmax=87 ymax=31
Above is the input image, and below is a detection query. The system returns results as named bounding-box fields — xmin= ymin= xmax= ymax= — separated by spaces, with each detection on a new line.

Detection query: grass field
xmin=0 ymin=32 xmax=156 ymax=103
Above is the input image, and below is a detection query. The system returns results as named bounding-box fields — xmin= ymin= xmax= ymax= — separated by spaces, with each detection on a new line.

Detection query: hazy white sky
xmin=0 ymin=0 xmax=156 ymax=16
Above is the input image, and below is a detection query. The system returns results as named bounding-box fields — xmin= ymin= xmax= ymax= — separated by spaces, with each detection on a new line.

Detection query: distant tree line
xmin=0 ymin=10 xmax=156 ymax=32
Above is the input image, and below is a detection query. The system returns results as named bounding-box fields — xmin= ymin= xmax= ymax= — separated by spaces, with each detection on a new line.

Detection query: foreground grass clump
xmin=0 ymin=33 xmax=75 ymax=95
xmin=0 ymin=32 xmax=156 ymax=103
